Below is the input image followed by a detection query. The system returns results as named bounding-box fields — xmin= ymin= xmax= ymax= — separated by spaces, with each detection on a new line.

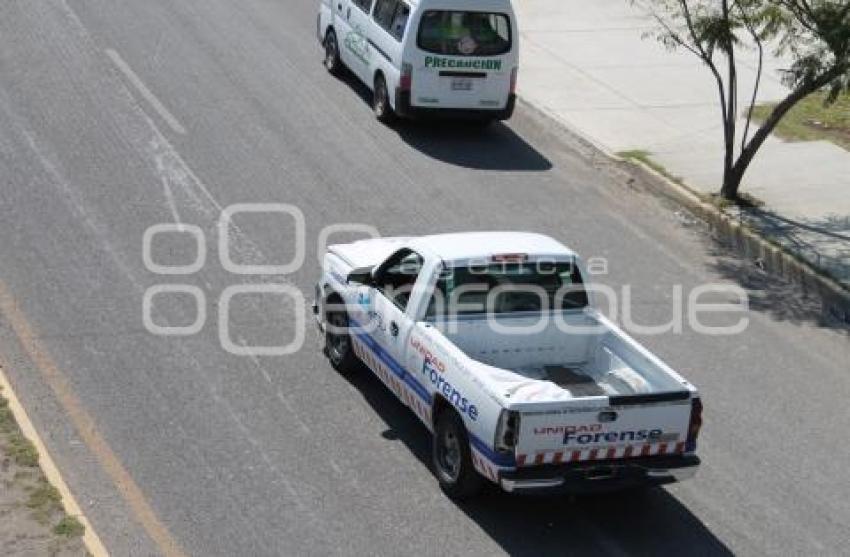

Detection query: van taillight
xmin=510 ymin=67 xmax=518 ymax=94
xmin=400 ymin=63 xmax=412 ymax=91
xmin=686 ymin=397 xmax=703 ymax=452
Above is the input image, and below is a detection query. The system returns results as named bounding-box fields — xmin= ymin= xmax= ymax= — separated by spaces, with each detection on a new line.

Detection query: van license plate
xmin=451 ymin=78 xmax=474 ymax=91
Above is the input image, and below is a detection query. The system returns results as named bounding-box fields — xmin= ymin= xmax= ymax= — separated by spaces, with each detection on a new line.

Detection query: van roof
xmin=410 ymin=0 xmax=516 ymax=11
xmin=409 ymin=232 xmax=576 ymax=263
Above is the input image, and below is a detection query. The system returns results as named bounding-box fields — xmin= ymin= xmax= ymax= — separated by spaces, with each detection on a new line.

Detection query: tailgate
xmin=514 ymin=393 xmax=694 ymax=466
xmin=412 ymin=57 xmax=511 ymax=110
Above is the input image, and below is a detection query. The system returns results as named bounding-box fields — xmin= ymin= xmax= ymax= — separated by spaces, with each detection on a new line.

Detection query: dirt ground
xmin=1 ymin=385 xmax=87 ymax=557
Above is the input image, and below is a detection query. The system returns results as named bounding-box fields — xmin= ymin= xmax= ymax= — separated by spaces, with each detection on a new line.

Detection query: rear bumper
xmin=394 ymin=90 xmax=516 ymax=121
xmin=499 ymin=454 xmax=700 ymax=494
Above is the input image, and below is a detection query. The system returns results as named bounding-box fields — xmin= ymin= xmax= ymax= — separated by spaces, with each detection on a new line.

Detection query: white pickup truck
xmin=314 ymin=232 xmax=702 ymax=498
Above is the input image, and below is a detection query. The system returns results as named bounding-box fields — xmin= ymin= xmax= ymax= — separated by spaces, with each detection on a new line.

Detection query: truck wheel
xmin=433 ymin=410 xmax=485 ymax=500
xmin=373 ymin=74 xmax=396 ymax=124
xmin=324 ymin=30 xmax=342 ymax=76
xmin=325 ymin=303 xmax=359 ymax=374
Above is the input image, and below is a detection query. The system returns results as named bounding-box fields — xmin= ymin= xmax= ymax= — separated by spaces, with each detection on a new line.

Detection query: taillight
xmin=509 ymin=67 xmax=518 ymax=95
xmin=494 ymin=410 xmax=520 ymax=453
xmin=686 ymin=397 xmax=703 ymax=452
xmin=400 ymin=62 xmax=412 ymax=92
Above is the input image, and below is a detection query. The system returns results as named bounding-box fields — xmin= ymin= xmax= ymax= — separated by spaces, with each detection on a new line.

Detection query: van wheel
xmin=324 ymin=30 xmax=342 ymax=76
xmin=373 ymin=74 xmax=395 ymax=123
xmin=433 ymin=410 xmax=485 ymax=500
xmin=325 ymin=303 xmax=359 ymax=374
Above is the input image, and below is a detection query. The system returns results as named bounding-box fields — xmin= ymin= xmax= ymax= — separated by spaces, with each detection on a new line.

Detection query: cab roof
xmin=409 ymin=231 xmax=576 ymax=264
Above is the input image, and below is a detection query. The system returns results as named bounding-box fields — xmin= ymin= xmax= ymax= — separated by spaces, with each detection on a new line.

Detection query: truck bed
xmin=511 ymin=359 xmax=651 ymax=398
xmin=428 ymin=309 xmax=684 ymax=403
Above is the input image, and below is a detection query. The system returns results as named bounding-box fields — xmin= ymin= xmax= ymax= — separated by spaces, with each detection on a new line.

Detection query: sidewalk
xmin=515 ymin=0 xmax=850 ymax=288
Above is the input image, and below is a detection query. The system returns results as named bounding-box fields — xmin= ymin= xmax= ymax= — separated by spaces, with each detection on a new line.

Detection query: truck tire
xmin=324 ymin=30 xmax=342 ymax=76
xmin=373 ymin=74 xmax=396 ymax=124
xmin=433 ymin=409 xmax=485 ymax=500
xmin=324 ymin=299 xmax=360 ymax=374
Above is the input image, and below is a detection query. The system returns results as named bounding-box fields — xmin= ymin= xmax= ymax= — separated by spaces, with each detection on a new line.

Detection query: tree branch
xmin=734 ymin=63 xmax=848 ymax=177
xmin=679 ymin=0 xmax=730 ymax=129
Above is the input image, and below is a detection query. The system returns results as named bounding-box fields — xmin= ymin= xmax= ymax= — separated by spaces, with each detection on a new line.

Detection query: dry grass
xmin=617 ymin=149 xmax=685 ymax=185
xmin=752 ymin=91 xmax=850 ymax=151
xmin=0 ymin=384 xmax=86 ymax=554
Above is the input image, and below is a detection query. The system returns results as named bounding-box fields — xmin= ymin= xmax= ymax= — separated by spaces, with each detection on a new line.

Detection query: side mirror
xmin=347 ymin=266 xmax=374 ymax=286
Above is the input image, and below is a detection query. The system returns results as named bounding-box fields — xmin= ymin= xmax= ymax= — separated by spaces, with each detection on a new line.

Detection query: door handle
xmin=390 ymin=321 xmax=399 ymax=337
xmin=346 ymin=7 xmax=351 ymax=19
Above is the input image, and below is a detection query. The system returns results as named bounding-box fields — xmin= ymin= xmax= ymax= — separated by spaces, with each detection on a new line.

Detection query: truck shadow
xmin=335 ymin=70 xmax=552 ymax=171
xmin=342 ymin=363 xmax=732 ymax=556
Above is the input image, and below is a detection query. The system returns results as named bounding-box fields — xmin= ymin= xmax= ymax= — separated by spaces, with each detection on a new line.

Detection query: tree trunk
xmin=720 ymin=0 xmax=738 ymax=200
xmin=721 ymin=164 xmax=746 ymax=200
xmin=721 ymin=69 xmax=844 ymax=200
xmin=719 ymin=80 xmax=738 ymax=198
xmin=720 ymin=128 xmax=738 ymax=199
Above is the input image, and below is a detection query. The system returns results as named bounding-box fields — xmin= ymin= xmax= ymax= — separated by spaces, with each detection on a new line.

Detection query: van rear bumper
xmin=499 ymin=454 xmax=700 ymax=494
xmin=395 ymin=90 xmax=516 ymax=121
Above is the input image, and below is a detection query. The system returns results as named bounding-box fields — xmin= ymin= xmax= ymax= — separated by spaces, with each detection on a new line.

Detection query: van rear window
xmin=417 ymin=11 xmax=511 ymax=56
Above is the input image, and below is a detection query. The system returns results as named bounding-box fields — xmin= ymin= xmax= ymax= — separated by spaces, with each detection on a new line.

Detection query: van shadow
xmin=342 ymin=363 xmax=732 ymax=556
xmin=335 ymin=69 xmax=552 ymax=171
xmin=396 ymin=119 xmax=553 ymax=171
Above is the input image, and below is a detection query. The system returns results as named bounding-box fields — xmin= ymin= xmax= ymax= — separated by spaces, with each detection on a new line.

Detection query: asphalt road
xmin=1 ymin=0 xmax=848 ymax=555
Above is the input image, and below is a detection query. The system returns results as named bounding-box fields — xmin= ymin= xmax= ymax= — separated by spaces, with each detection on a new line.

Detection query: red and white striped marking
xmin=516 ymin=441 xmax=686 ymax=467
xmin=352 ymin=338 xmax=432 ymax=427
xmin=471 ymin=448 xmax=501 ymax=483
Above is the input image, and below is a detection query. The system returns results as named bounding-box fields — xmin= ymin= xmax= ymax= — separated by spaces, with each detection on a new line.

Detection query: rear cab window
xmin=425 ymin=261 xmax=588 ymax=318
xmin=417 ymin=10 xmax=512 ymax=56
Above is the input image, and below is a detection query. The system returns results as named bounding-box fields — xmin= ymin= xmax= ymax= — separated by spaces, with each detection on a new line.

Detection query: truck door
xmin=370 ymin=249 xmax=424 ymax=368
xmin=340 ymin=0 xmax=374 ymax=83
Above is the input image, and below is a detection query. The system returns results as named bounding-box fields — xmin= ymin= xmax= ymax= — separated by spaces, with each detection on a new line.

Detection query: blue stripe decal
xmin=351 ymin=324 xmax=431 ymax=403
xmin=351 ymin=318 xmax=516 ymax=469
xmin=469 ymin=432 xmax=516 ymax=467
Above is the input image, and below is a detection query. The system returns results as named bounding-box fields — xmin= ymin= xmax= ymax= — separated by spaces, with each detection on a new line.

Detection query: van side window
xmin=373 ymin=0 xmax=409 ymax=42
xmin=389 ymin=3 xmax=410 ymax=41
xmin=352 ymin=0 xmax=372 ymax=14
xmin=372 ymin=0 xmax=397 ymax=31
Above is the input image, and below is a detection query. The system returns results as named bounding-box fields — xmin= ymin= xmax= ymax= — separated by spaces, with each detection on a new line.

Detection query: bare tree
xmin=640 ymin=0 xmax=850 ymax=200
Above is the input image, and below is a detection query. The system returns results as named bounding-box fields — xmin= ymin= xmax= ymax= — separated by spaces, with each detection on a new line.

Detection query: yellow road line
xmin=0 ymin=280 xmax=187 ymax=557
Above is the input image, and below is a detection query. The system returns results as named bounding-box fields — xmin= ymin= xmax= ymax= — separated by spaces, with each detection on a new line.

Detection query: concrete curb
xmin=516 ymin=97 xmax=850 ymax=324
xmin=619 ymin=156 xmax=850 ymax=324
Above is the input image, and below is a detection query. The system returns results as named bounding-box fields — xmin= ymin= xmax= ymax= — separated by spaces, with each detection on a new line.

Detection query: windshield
xmin=417 ymin=10 xmax=512 ymax=56
xmin=425 ymin=261 xmax=588 ymax=318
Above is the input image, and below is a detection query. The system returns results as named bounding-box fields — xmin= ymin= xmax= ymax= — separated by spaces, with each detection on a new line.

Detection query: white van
xmin=318 ymin=0 xmax=518 ymax=123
